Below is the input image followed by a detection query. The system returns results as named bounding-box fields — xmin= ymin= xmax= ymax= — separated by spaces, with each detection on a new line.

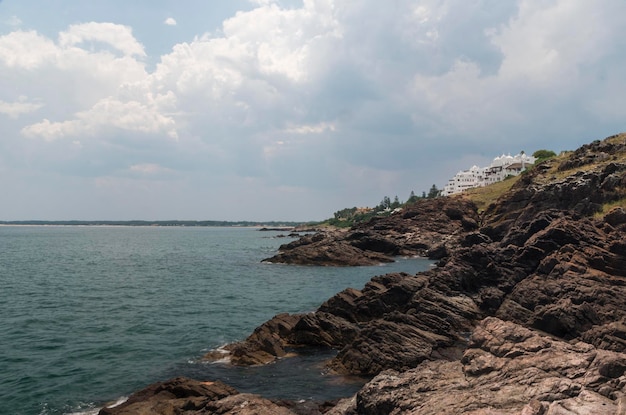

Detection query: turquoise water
xmin=0 ymin=226 xmax=433 ymax=414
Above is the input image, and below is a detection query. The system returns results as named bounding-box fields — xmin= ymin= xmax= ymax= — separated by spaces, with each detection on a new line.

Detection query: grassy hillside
xmin=459 ymin=175 xmax=523 ymax=213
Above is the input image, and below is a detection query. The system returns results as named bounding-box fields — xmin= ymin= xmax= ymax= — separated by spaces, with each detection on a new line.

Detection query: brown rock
xmin=291 ymin=312 xmax=359 ymax=347
xmin=98 ymin=377 xmax=239 ymax=415
xmin=333 ymin=318 xmax=626 ymax=415
xmin=223 ymin=313 xmax=303 ymax=365
xmin=605 ymin=207 xmax=626 ymax=227
xmin=203 ymin=393 xmax=296 ymax=415
xmin=223 ymin=271 xmax=480 ymax=373
xmin=98 ymin=377 xmax=302 ymax=415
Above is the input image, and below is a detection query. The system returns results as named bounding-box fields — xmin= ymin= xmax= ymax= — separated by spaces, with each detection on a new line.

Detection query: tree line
xmin=327 ymin=185 xmax=441 ymax=227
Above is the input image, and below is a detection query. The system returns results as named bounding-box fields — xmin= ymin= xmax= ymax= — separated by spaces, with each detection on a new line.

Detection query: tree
xmin=532 ymin=149 xmax=556 ymax=162
xmin=391 ymin=195 xmax=401 ymax=208
xmin=378 ymin=196 xmax=391 ymax=210
xmin=427 ymin=184 xmax=440 ymax=199
xmin=407 ymin=190 xmax=419 ymax=204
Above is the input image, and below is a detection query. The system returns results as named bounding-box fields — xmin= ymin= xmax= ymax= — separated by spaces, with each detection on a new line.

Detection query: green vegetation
xmin=322 ymin=185 xmax=441 ymax=228
xmin=427 ymin=184 xmax=441 ymax=199
xmin=595 ymin=196 xmax=626 ymax=219
xmin=532 ymin=149 xmax=557 ymax=163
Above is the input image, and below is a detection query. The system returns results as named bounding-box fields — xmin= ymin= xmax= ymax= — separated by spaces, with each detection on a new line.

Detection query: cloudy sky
xmin=0 ymin=0 xmax=624 ymax=221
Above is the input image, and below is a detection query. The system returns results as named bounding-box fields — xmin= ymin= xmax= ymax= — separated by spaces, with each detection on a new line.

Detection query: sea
xmin=0 ymin=225 xmax=434 ymax=415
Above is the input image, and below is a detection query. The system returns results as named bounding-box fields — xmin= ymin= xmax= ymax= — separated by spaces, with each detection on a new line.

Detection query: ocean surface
xmin=0 ymin=226 xmax=434 ymax=415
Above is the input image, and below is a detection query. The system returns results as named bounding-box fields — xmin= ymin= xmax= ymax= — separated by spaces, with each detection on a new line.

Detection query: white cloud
xmin=284 ymin=122 xmax=336 ymax=135
xmin=217 ymin=0 xmax=341 ymax=82
xmin=404 ymin=0 xmax=626 ymax=141
xmin=0 ymin=30 xmax=58 ymax=69
xmin=20 ymin=118 xmax=82 ymax=142
xmin=0 ymin=97 xmax=43 ymax=118
xmin=21 ymin=97 xmax=177 ymax=141
xmin=164 ymin=17 xmax=177 ymax=26
xmin=0 ymin=27 xmax=148 ymax=112
xmin=58 ymin=22 xmax=146 ymax=57
xmin=0 ymin=23 xmax=171 ymax=143
xmin=129 ymin=163 xmax=174 ymax=175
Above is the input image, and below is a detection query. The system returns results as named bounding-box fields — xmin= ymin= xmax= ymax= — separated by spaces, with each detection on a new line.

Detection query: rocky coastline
xmin=101 ymin=134 xmax=626 ymax=414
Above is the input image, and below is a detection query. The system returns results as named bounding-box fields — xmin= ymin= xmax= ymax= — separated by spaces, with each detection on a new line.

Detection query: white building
xmin=442 ymin=153 xmax=536 ymax=196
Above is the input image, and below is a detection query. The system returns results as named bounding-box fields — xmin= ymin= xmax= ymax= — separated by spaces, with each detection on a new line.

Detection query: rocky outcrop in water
xmin=262 ymin=197 xmax=479 ymax=266
xmin=99 ymin=376 xmax=330 ymax=415
xmin=108 ymin=133 xmax=626 ymax=414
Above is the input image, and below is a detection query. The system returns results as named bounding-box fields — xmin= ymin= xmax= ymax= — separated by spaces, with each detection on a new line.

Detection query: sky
xmin=0 ymin=0 xmax=625 ymax=221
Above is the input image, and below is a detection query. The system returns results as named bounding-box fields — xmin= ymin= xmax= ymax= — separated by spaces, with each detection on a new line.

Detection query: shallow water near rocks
xmin=0 ymin=226 xmax=432 ymax=414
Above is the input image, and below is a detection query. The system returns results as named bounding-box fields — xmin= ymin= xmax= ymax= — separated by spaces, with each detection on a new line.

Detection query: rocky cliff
xmin=101 ymin=133 xmax=626 ymax=415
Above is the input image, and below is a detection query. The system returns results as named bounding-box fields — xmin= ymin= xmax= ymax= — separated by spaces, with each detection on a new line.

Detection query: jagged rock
xmin=220 ymin=313 xmax=303 ymax=365
xmin=332 ymin=318 xmax=626 ymax=415
xmin=291 ymin=311 xmax=359 ymax=347
xmin=605 ymin=207 xmax=626 ymax=227
xmin=328 ymin=314 xmax=458 ymax=376
xmin=493 ymin=216 xmax=626 ymax=343
xmin=218 ymin=269 xmax=481 ymax=372
xmin=582 ymin=321 xmax=626 ymax=352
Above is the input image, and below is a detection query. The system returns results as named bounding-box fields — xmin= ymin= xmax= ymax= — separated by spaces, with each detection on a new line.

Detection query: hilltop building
xmin=442 ymin=153 xmax=536 ymax=196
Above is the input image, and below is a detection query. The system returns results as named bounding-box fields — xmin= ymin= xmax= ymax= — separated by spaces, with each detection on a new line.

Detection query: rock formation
xmin=262 ymin=197 xmax=479 ymax=265
xmin=102 ymin=133 xmax=626 ymax=414
xmin=333 ymin=318 xmax=626 ymax=415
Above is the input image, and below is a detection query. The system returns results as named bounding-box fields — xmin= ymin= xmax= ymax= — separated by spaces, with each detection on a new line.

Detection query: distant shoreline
xmin=0 ymin=220 xmax=307 ymax=228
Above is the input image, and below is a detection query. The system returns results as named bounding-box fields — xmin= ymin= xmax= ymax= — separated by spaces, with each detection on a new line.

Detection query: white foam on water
xmin=198 ymin=345 xmax=232 ymax=364
xmin=65 ymin=396 xmax=128 ymax=415
xmin=106 ymin=396 xmax=129 ymax=408
xmin=65 ymin=409 xmax=99 ymax=415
